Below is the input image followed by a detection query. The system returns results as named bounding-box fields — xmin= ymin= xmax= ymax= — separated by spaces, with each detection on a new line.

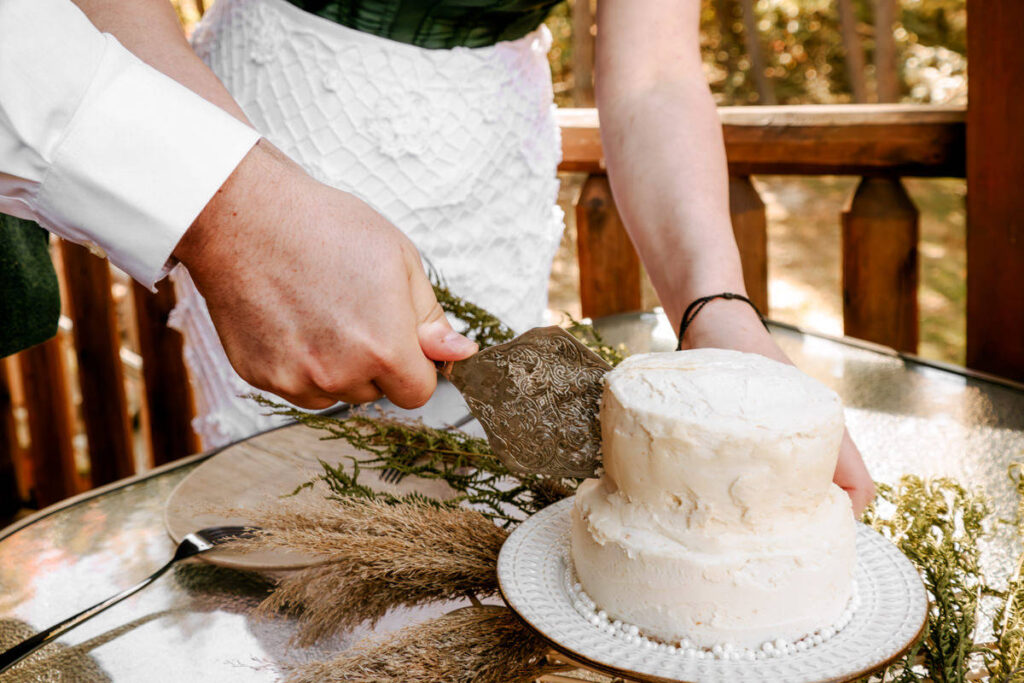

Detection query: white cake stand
xmin=497 ymin=497 xmax=928 ymax=683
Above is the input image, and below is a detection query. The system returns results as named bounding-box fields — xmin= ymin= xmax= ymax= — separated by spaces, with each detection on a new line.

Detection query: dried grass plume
xmin=229 ymin=491 xmax=508 ymax=646
xmin=283 ymin=605 xmax=567 ymax=683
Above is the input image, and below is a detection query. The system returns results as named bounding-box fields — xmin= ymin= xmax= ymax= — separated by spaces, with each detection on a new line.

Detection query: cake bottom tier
xmin=570 ymin=484 xmax=856 ymax=649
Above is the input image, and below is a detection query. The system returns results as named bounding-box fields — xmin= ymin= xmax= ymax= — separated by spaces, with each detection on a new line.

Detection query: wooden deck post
xmin=60 ymin=242 xmax=135 ymax=486
xmin=966 ymin=0 xmax=1024 ymax=380
xmin=728 ymin=176 xmax=769 ymax=314
xmin=16 ymin=337 xmax=77 ymax=506
xmin=841 ymin=176 xmax=919 ymax=352
xmin=575 ymin=174 xmax=643 ymax=319
xmin=133 ymin=281 xmax=199 ymax=464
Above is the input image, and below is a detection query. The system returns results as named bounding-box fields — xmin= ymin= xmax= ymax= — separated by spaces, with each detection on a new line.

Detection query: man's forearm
xmin=0 ymin=0 xmax=259 ymax=287
xmin=72 ymin=0 xmax=250 ymax=124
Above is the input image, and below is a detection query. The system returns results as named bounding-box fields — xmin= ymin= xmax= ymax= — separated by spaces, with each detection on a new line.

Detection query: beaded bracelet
xmin=675 ymin=292 xmax=769 ymax=351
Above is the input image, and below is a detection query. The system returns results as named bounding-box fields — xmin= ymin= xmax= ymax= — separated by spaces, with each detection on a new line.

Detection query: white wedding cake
xmin=570 ymin=349 xmax=856 ymax=650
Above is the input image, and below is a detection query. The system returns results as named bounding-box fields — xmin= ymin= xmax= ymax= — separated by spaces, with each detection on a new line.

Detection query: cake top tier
xmin=606 ymin=349 xmax=841 ymax=434
xmin=600 ymin=349 xmax=845 ymax=526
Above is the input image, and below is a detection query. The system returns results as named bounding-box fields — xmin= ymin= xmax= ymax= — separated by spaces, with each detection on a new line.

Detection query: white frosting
xmin=571 ymin=349 xmax=856 ymax=649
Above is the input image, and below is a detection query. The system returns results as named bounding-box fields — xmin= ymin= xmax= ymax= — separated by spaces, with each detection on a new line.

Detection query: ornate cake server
xmin=438 ymin=326 xmax=611 ymax=479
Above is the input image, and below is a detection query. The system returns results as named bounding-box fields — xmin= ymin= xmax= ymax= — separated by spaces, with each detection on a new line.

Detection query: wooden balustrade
xmin=0 ymin=102 xmax=983 ymax=512
xmin=575 ymin=175 xmax=643 ymax=319
xmin=1 ymin=251 xmax=198 ymax=512
xmin=841 ymin=177 xmax=919 ymax=352
xmin=60 ymin=241 xmax=135 ymax=486
xmin=16 ymin=336 xmax=76 ymax=507
xmin=132 ymin=280 xmax=199 ymax=466
xmin=965 ymin=0 xmax=1024 ymax=379
xmin=728 ymin=176 xmax=769 ymax=314
xmin=0 ymin=361 xmax=21 ymax=517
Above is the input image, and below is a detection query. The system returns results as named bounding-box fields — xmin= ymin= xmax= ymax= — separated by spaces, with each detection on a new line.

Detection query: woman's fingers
xmin=833 ymin=429 xmax=876 ymax=516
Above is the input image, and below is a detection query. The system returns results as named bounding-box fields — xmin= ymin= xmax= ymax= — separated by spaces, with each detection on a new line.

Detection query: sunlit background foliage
xmin=544 ymin=0 xmax=966 ymax=107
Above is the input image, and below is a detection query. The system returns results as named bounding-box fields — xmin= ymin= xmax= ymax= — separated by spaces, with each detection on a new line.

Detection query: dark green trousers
xmin=0 ymin=214 xmax=60 ymax=357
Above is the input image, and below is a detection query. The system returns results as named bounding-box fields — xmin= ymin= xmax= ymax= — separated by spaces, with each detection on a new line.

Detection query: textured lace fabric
xmin=170 ymin=0 xmax=564 ymax=447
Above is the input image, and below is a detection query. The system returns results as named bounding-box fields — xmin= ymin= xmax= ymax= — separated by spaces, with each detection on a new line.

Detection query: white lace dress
xmin=169 ymin=0 xmax=564 ymax=447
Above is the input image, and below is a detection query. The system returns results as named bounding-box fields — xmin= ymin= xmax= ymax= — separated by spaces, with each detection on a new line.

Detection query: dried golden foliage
xmin=231 ymin=494 xmax=508 ymax=646
xmin=282 ymin=606 xmax=567 ymax=683
xmin=0 ymin=618 xmax=110 ymax=682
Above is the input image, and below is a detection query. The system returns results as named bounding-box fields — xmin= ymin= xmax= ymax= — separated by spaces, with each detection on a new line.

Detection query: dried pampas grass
xmin=283 ymin=606 xmax=566 ymax=683
xmin=230 ymin=493 xmax=508 ymax=646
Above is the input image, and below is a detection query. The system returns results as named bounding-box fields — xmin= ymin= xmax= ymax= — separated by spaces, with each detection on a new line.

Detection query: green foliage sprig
xmin=250 ymin=395 xmax=576 ymax=527
xmin=865 ymin=476 xmax=991 ymax=682
xmin=987 ymin=463 xmax=1024 ymax=681
xmin=431 ymin=269 xmax=628 ymax=366
xmin=565 ymin=314 xmax=627 ymax=367
xmin=431 ymin=279 xmax=516 ymax=349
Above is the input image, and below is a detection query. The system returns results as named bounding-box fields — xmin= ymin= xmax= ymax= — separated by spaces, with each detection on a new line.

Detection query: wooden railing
xmin=2 ymin=249 xmax=198 ymax=511
xmin=0 ymin=103 xmax=975 ymax=515
xmin=560 ymin=104 xmax=966 ymax=354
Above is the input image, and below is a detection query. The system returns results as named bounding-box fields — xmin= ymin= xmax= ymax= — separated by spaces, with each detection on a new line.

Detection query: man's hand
xmin=680 ymin=298 xmax=876 ymax=516
xmin=174 ymin=140 xmax=477 ymax=410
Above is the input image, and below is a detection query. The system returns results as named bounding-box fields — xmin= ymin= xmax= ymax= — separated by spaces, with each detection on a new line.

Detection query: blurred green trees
xmin=546 ymin=0 xmax=966 ymax=107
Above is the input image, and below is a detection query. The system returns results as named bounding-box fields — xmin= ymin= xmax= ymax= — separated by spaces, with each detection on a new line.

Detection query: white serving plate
xmin=497 ymin=497 xmax=928 ymax=683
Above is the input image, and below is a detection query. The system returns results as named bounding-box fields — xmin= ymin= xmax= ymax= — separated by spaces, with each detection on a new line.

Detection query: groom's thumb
xmin=418 ymin=313 xmax=477 ymax=362
xmin=408 ymin=269 xmax=477 ymax=362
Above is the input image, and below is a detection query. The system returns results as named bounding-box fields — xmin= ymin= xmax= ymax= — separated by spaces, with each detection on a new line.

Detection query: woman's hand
xmin=680 ymin=298 xmax=876 ymax=516
xmin=833 ymin=431 xmax=875 ymax=517
xmin=174 ymin=140 xmax=477 ymax=410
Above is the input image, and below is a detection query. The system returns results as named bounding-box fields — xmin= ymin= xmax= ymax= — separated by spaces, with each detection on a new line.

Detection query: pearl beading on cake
xmin=565 ymin=565 xmax=860 ymax=660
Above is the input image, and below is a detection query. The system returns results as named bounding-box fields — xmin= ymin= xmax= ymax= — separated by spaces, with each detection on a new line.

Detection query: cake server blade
xmin=438 ymin=326 xmax=611 ymax=479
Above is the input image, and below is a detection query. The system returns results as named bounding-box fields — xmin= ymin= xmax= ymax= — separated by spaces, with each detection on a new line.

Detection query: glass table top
xmin=1 ymin=312 xmax=1021 ymax=682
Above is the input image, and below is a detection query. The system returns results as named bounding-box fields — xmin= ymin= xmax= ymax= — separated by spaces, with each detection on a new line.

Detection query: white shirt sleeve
xmin=0 ymin=0 xmax=260 ymax=289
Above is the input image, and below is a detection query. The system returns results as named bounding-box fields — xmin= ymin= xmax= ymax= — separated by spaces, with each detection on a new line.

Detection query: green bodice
xmin=284 ymin=0 xmax=562 ymax=48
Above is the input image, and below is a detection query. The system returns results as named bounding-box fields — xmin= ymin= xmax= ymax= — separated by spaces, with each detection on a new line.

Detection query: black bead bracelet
xmin=675 ymin=292 xmax=769 ymax=351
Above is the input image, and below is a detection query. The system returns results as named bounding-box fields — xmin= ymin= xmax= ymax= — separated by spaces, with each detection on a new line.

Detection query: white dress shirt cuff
xmin=33 ymin=35 xmax=259 ymax=289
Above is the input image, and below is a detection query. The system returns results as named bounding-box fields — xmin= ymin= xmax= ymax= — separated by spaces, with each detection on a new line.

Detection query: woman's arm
xmin=594 ymin=0 xmax=874 ymax=514
xmin=595 ymin=0 xmax=745 ymax=333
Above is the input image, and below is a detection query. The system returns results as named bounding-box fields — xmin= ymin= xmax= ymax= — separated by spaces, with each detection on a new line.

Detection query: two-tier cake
xmin=570 ymin=348 xmax=856 ymax=650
